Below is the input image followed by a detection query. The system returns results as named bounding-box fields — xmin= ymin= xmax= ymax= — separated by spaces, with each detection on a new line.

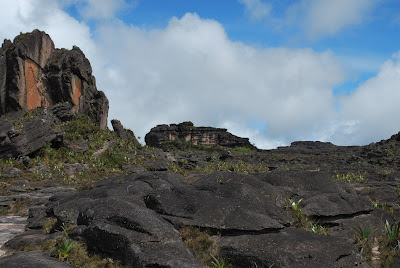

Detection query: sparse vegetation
xmin=385 ymin=220 xmax=400 ymax=247
xmin=333 ymin=171 xmax=366 ymax=183
xmin=311 ymin=223 xmax=329 ymax=235
xmin=370 ymin=198 xmax=396 ymax=214
xmin=203 ymin=160 xmax=269 ymax=174
xmin=353 ymin=225 xmax=376 ymax=250
xmin=21 ymin=226 xmax=124 ymax=267
xmin=179 ymin=226 xmax=225 ymax=267
xmin=284 ymin=197 xmax=315 ymax=230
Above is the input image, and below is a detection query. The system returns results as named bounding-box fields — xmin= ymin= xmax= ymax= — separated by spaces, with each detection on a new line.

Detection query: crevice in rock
xmin=310 ymin=210 xmax=372 ymax=223
xmin=106 ymin=215 xmax=152 ymax=236
xmin=143 ymin=195 xmax=193 ymax=220
xmin=335 ymin=253 xmax=351 ymax=262
xmin=176 ymin=224 xmax=282 ymax=237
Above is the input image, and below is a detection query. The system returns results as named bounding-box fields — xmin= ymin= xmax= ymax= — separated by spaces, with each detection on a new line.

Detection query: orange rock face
xmin=71 ymin=75 xmax=82 ymax=112
xmin=24 ymin=59 xmax=49 ymax=110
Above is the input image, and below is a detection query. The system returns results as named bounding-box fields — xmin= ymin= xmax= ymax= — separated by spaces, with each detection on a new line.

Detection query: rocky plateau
xmin=0 ymin=30 xmax=399 ymax=268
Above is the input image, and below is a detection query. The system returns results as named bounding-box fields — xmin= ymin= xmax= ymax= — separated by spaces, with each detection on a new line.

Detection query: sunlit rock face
xmin=0 ymin=29 xmax=108 ymax=129
xmin=145 ymin=121 xmax=256 ymax=149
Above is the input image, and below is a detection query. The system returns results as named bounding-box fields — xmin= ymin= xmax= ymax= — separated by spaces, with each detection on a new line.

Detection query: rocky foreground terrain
xmin=0 ymin=30 xmax=399 ymax=268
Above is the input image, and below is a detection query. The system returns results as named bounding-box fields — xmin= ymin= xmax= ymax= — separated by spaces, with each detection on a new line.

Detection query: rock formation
xmin=0 ymin=29 xmax=108 ymax=128
xmin=145 ymin=121 xmax=255 ymax=149
xmin=0 ymin=108 xmax=63 ymax=158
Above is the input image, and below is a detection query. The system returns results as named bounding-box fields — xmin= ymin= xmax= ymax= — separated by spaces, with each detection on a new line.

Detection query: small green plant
xmin=385 ymin=220 xmax=400 ymax=247
xmin=288 ymin=198 xmax=303 ymax=211
xmin=55 ymin=227 xmax=76 ymax=261
xmin=284 ymin=197 xmax=314 ymax=230
xmin=353 ymin=225 xmax=376 ymax=249
xmin=285 ymin=198 xmax=304 ymax=221
xmin=311 ymin=223 xmax=329 ymax=235
xmin=210 ymin=254 xmax=231 ymax=268
xmin=370 ymin=198 xmax=396 ymax=213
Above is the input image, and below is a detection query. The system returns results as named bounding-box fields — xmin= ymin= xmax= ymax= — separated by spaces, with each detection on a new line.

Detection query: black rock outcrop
xmin=0 ymin=29 xmax=108 ymax=128
xmin=0 ymin=108 xmax=63 ymax=158
xmin=15 ymin=170 xmax=385 ymax=267
xmin=145 ymin=121 xmax=255 ymax=149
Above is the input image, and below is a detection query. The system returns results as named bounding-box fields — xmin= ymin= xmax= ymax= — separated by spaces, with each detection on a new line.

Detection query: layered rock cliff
xmin=145 ymin=121 xmax=255 ymax=149
xmin=0 ymin=29 xmax=108 ymax=128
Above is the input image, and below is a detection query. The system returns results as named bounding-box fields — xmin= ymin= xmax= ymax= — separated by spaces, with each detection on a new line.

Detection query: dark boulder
xmin=0 ymin=108 xmax=63 ymax=158
xmin=0 ymin=29 xmax=108 ymax=128
xmin=145 ymin=171 xmax=292 ymax=233
xmin=111 ymin=119 xmax=128 ymax=141
xmin=257 ymin=170 xmax=372 ymax=218
xmin=0 ymin=251 xmax=74 ymax=268
xmin=78 ymin=197 xmax=204 ymax=267
xmin=111 ymin=119 xmax=139 ymax=145
xmin=218 ymin=227 xmax=363 ymax=268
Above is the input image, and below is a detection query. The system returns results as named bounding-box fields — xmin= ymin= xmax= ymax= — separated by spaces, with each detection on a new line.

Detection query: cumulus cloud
xmin=0 ymin=0 xmax=95 ymax=57
xmin=94 ymin=13 xmax=346 ymax=147
xmin=338 ymin=54 xmax=400 ymax=144
xmin=287 ymin=0 xmax=378 ymax=39
xmin=238 ymin=0 xmax=271 ymax=21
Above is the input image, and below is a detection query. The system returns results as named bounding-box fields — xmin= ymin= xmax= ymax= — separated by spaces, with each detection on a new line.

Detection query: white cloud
xmin=0 ymin=0 xmax=95 ymax=57
xmin=238 ymin=0 xmax=271 ymax=21
xmin=94 ymin=13 xmax=347 ymax=147
xmin=337 ymin=55 xmax=400 ymax=144
xmin=286 ymin=0 xmax=378 ymax=40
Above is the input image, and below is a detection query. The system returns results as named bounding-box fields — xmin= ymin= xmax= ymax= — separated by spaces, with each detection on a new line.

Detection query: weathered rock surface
xmin=0 ymin=251 xmax=74 ymax=267
xmin=219 ymin=227 xmax=362 ymax=267
xmin=0 ymin=108 xmax=63 ymax=158
xmin=15 ymin=170 xmax=384 ymax=267
xmin=145 ymin=121 xmax=255 ymax=149
xmin=111 ymin=119 xmax=139 ymax=145
xmin=0 ymin=30 xmax=108 ymax=128
xmin=0 ymin=216 xmax=27 ymax=257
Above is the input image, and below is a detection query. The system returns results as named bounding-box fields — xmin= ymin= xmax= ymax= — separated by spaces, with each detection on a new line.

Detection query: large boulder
xmin=0 ymin=108 xmax=63 ymax=158
xmin=218 ymin=227 xmax=363 ymax=268
xmin=0 ymin=30 xmax=108 ymax=128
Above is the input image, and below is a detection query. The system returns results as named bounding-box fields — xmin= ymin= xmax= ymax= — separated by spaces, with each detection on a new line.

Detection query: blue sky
xmin=1 ymin=0 xmax=400 ymax=148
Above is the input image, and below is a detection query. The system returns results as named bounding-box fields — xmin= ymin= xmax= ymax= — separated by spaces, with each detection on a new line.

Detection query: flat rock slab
xmin=0 ymin=216 xmax=27 ymax=257
xmin=30 ymin=170 xmax=378 ymax=267
xmin=0 ymin=251 xmax=73 ymax=267
xmin=218 ymin=227 xmax=363 ymax=268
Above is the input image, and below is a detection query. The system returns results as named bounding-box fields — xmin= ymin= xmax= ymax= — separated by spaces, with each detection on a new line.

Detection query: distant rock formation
xmin=145 ymin=121 xmax=255 ymax=149
xmin=274 ymin=141 xmax=361 ymax=155
xmin=0 ymin=29 xmax=108 ymax=128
